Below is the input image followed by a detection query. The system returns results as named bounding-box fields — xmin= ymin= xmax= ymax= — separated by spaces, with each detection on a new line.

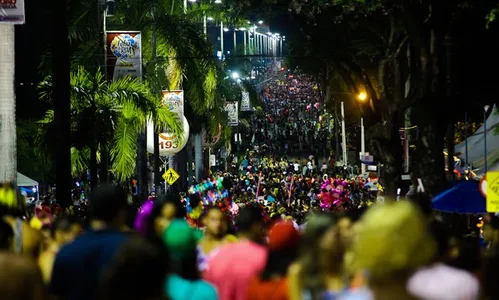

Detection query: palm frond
xmin=71 ymin=147 xmax=91 ymax=177
xmin=110 ymin=119 xmax=139 ymax=182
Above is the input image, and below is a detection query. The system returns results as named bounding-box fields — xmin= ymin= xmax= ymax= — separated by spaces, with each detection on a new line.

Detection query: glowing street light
xmin=231 ymin=72 xmax=239 ymax=79
xmin=214 ymin=0 xmax=222 ymax=3
xmin=258 ymin=20 xmax=264 ymax=24
xmin=224 ymin=27 xmax=229 ymax=32
xmin=358 ymin=92 xmax=367 ymax=101
xmin=207 ymin=16 xmax=214 ymax=21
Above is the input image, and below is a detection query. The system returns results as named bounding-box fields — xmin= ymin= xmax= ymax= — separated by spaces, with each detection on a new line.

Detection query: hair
xmin=50 ymin=216 xmax=79 ymax=239
xmin=0 ymin=183 xmax=27 ymax=219
xmin=299 ymin=213 xmax=336 ymax=297
xmin=350 ymin=201 xmax=436 ymax=283
xmin=88 ymin=185 xmax=127 ymax=223
xmin=235 ymin=206 xmax=263 ymax=233
xmin=169 ymin=247 xmax=200 ymax=281
xmin=0 ymin=220 xmax=13 ymax=250
xmin=428 ymin=219 xmax=451 ymax=259
xmin=261 ymin=248 xmax=298 ymax=281
xmin=159 ymin=193 xmax=186 ymax=219
xmin=98 ymin=236 xmax=169 ymax=300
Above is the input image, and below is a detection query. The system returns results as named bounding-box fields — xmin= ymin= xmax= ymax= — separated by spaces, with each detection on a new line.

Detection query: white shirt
xmin=407 ymin=263 xmax=480 ymax=300
xmin=294 ymin=163 xmax=300 ymax=172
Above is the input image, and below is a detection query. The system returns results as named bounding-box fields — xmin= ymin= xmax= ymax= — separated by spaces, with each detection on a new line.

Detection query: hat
xmin=267 ymin=221 xmax=300 ymax=251
xmin=162 ymin=220 xmax=197 ymax=260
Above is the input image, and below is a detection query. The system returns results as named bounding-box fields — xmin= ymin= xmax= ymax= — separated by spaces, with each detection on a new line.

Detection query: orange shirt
xmin=248 ymin=276 xmax=289 ymax=300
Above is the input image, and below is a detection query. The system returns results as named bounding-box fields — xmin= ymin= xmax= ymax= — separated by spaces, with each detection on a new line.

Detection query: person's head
xmin=162 ymin=220 xmax=199 ymax=280
xmin=50 ymin=216 xmax=82 ymax=246
xmin=0 ymin=183 xmax=27 ymax=219
xmin=158 ymin=193 xmax=186 ymax=221
xmin=319 ymin=214 xmax=352 ymax=274
xmin=235 ymin=206 xmax=265 ymax=243
xmin=202 ymin=206 xmax=226 ymax=238
xmin=88 ymin=185 xmax=128 ymax=226
xmin=99 ymin=236 xmax=169 ymax=300
xmin=349 ymin=201 xmax=435 ymax=284
xmin=261 ymin=221 xmax=300 ymax=281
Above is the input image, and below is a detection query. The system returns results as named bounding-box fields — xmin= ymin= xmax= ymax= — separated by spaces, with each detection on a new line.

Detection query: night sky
xmin=13 ymin=0 xmax=499 ymax=122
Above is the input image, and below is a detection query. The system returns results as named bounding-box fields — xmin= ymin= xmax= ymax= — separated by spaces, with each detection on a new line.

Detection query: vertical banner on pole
xmin=0 ymin=0 xmax=25 ymax=23
xmin=240 ymin=91 xmax=251 ymax=111
xmin=105 ymin=31 xmax=143 ymax=81
xmin=225 ymin=102 xmax=239 ymax=126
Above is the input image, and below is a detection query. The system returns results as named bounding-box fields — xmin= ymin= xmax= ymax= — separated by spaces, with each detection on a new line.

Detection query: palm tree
xmin=0 ymin=25 xmax=16 ymax=183
xmin=36 ymin=67 xmax=182 ymax=184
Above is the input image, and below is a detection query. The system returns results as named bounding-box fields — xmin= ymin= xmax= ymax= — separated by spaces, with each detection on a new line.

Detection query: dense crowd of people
xmin=1 ymin=176 xmax=499 ymax=300
xmin=245 ymin=74 xmax=331 ymax=158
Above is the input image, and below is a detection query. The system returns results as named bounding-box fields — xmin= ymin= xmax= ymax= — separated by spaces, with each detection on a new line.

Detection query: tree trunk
xmin=90 ymin=145 xmax=98 ymax=188
xmin=0 ymin=25 xmax=17 ymax=183
xmin=411 ymin=95 xmax=447 ymax=195
xmin=136 ymin=129 xmax=148 ymax=199
xmin=52 ymin=0 xmax=72 ymax=206
xmin=99 ymin=145 xmax=109 ymax=183
xmin=194 ymin=133 xmax=203 ymax=182
xmin=153 ymin=123 xmax=161 ymax=195
xmin=368 ymin=115 xmax=404 ymax=197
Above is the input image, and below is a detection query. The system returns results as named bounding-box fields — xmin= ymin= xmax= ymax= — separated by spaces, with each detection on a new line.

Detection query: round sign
xmin=202 ymin=125 xmax=222 ymax=148
xmin=147 ymin=115 xmax=190 ymax=155
xmin=480 ymin=176 xmax=487 ymax=198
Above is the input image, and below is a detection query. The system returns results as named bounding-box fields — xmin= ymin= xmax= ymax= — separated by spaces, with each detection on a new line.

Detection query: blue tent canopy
xmin=432 ymin=180 xmax=485 ymax=214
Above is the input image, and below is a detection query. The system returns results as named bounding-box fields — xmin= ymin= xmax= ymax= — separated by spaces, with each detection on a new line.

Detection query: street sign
xmin=360 ymin=154 xmax=374 ymax=163
xmin=486 ymin=172 xmax=499 ymax=212
xmin=163 ymin=168 xmax=180 ymax=185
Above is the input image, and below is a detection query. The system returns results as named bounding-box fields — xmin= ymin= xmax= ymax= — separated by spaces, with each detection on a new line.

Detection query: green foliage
xmin=36 ymin=67 xmax=182 ymax=181
xmin=17 ymin=120 xmax=55 ymax=184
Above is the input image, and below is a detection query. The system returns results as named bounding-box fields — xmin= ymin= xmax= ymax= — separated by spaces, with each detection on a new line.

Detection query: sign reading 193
xmin=159 ymin=141 xmax=178 ymax=149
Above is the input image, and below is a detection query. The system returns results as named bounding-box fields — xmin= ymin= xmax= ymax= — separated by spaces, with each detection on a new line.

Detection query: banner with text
xmin=0 ymin=0 xmax=25 ymax=24
xmin=225 ymin=102 xmax=239 ymax=126
xmin=162 ymin=90 xmax=184 ymax=116
xmin=106 ymin=31 xmax=142 ymax=81
xmin=240 ymin=91 xmax=251 ymax=111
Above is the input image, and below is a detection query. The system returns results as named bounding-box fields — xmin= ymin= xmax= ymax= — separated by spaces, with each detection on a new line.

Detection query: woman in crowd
xmin=38 ymin=216 xmax=82 ymax=283
xmin=248 ymin=220 xmax=300 ymax=300
xmin=344 ymin=201 xmax=436 ymax=299
xmin=0 ymin=183 xmax=43 ymax=259
xmin=163 ymin=219 xmax=217 ymax=300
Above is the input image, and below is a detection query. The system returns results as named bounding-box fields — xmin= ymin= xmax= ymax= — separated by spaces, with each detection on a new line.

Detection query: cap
xmin=162 ymin=220 xmax=197 ymax=260
xmin=267 ymin=221 xmax=300 ymax=251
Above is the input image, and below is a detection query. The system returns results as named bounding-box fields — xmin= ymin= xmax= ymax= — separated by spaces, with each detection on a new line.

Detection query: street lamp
xmin=214 ymin=0 xmax=222 ymax=3
xmin=258 ymin=20 xmax=264 ymax=24
xmin=356 ymin=92 xmax=367 ymax=173
xmin=484 ymin=105 xmax=490 ymax=173
xmin=231 ymin=72 xmax=239 ymax=79
xmin=357 ymin=92 xmax=367 ymax=102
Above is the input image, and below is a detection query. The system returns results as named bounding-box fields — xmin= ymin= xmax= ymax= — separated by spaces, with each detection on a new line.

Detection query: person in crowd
xmin=197 ymin=205 xmax=234 ymax=271
xmin=49 ymin=184 xmax=129 ymax=300
xmin=0 ymin=252 xmax=46 ymax=300
xmin=164 ymin=219 xmax=217 ymax=300
xmin=98 ymin=236 xmax=169 ymax=300
xmin=204 ymin=206 xmax=267 ymax=300
xmin=248 ymin=220 xmax=300 ymax=300
xmin=343 ymin=201 xmax=436 ymax=300
xmin=0 ymin=183 xmax=43 ymax=259
xmin=407 ymin=218 xmax=480 ymax=300
xmin=288 ymin=213 xmax=350 ymax=300
xmin=38 ymin=216 xmax=82 ymax=283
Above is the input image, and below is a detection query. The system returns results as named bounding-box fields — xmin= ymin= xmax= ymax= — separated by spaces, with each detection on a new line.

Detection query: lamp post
xmin=341 ymin=101 xmax=347 ymax=166
xmin=357 ymin=92 xmax=367 ymax=173
xmin=484 ymin=105 xmax=490 ymax=173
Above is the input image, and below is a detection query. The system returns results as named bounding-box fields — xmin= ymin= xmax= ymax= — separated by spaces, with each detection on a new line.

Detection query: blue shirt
xmin=49 ymin=229 xmax=129 ymax=300
xmin=166 ymin=274 xmax=218 ymax=300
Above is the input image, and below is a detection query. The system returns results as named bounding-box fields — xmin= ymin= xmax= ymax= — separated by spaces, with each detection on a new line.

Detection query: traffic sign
xmin=486 ymin=172 xmax=499 ymax=212
xmin=163 ymin=168 xmax=180 ymax=185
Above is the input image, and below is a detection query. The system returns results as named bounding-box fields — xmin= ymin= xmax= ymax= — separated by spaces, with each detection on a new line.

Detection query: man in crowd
xmin=49 ymin=185 xmax=129 ymax=300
